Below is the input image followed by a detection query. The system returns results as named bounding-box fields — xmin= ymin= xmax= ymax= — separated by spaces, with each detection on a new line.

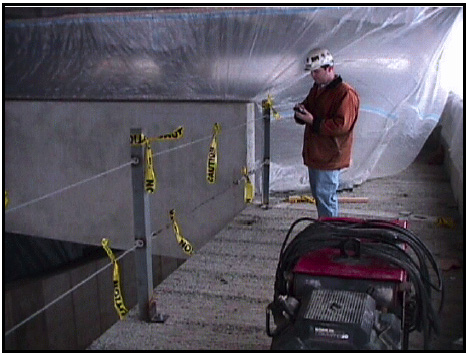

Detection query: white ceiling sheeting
xmin=5 ymin=6 xmax=462 ymax=190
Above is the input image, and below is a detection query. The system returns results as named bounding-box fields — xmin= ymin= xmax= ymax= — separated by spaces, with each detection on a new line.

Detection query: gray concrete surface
xmin=89 ymin=149 xmax=465 ymax=351
xmin=5 ymin=101 xmax=249 ymax=258
xmin=4 ymin=250 xmax=189 ymax=350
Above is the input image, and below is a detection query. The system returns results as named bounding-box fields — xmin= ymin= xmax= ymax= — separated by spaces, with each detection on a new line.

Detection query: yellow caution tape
xmin=101 ymin=238 xmax=129 ymax=320
xmin=207 ymin=123 xmax=221 ymax=184
xmin=5 ymin=191 xmax=9 ymax=209
xmin=148 ymin=126 xmax=185 ymax=143
xmin=242 ymin=167 xmax=254 ymax=203
xmin=131 ymin=127 xmax=184 ymax=193
xmin=263 ymin=94 xmax=281 ymax=120
xmin=145 ymin=143 xmax=157 ymax=194
xmin=436 ymin=217 xmax=455 ymax=229
xmin=244 ymin=178 xmax=254 ymax=203
xmin=131 ymin=126 xmax=184 ymax=146
xmin=130 ymin=133 xmax=147 ymax=146
xmin=169 ymin=209 xmax=194 ymax=256
xmin=285 ymin=195 xmax=316 ymax=204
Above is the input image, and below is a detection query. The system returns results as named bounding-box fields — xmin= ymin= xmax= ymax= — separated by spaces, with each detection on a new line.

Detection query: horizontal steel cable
xmin=5 ymin=114 xmax=269 ymax=214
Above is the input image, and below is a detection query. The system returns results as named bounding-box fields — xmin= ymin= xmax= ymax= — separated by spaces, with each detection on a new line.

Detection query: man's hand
xmin=294 ymin=104 xmax=314 ymax=125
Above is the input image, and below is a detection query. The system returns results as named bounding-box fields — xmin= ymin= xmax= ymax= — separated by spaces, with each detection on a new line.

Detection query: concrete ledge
xmin=4 ymin=253 xmax=184 ymax=350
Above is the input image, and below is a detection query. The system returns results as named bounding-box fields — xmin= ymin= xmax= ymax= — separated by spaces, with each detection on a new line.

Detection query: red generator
xmin=266 ymin=217 xmax=442 ymax=350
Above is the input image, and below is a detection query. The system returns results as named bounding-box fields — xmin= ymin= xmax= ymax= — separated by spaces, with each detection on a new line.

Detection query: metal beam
xmin=262 ymin=100 xmax=270 ymax=207
xmin=130 ymin=128 xmax=154 ymax=322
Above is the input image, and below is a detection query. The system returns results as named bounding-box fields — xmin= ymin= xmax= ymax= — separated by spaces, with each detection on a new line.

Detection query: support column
xmin=130 ymin=128 xmax=153 ymax=322
xmin=262 ymin=100 xmax=270 ymax=207
xmin=246 ymin=103 xmax=256 ymax=197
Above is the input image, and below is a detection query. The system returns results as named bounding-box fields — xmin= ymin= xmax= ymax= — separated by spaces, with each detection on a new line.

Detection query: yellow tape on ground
xmin=207 ymin=123 xmax=221 ymax=184
xmin=436 ymin=217 xmax=455 ymax=229
xmin=101 ymin=238 xmax=129 ymax=320
xmin=5 ymin=191 xmax=9 ymax=209
xmin=169 ymin=209 xmax=194 ymax=256
xmin=285 ymin=195 xmax=370 ymax=204
xmin=285 ymin=195 xmax=316 ymax=204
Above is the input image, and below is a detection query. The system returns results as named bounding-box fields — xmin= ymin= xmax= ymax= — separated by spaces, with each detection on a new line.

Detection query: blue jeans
xmin=308 ymin=168 xmax=340 ymax=217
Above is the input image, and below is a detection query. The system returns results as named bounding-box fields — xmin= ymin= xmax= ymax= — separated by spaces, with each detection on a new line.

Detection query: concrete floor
xmin=89 ymin=151 xmax=465 ymax=351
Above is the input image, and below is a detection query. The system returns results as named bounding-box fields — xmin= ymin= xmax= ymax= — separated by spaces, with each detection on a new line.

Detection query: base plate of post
xmin=150 ymin=313 xmax=169 ymax=323
xmin=149 ymin=298 xmax=168 ymax=323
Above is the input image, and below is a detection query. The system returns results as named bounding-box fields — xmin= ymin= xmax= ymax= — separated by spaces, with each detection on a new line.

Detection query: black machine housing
xmin=266 ymin=217 xmax=442 ymax=350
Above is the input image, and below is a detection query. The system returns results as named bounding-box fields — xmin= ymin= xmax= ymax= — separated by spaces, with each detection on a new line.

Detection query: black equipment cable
xmin=271 ymin=217 xmax=444 ymax=350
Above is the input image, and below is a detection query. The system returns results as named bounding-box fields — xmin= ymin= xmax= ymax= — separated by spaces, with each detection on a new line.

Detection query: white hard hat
xmin=305 ymin=48 xmax=334 ymax=71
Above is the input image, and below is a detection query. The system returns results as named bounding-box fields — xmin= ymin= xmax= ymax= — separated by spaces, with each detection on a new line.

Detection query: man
xmin=294 ymin=48 xmax=360 ymax=217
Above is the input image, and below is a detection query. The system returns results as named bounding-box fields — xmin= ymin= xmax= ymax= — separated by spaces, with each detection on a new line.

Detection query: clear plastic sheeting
xmin=5 ymin=6 xmax=462 ymax=189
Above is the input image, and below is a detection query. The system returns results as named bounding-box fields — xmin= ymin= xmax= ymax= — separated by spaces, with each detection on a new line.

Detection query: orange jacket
xmin=296 ymin=75 xmax=360 ymax=170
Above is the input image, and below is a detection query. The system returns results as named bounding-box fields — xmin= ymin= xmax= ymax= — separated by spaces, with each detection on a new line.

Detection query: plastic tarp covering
xmin=5 ymin=7 xmax=462 ymax=190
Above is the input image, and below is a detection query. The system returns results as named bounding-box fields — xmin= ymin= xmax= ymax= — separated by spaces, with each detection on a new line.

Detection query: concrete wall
xmin=4 ymin=252 xmax=184 ymax=350
xmin=5 ymin=101 xmax=253 ymax=258
xmin=438 ymin=93 xmax=464 ymax=221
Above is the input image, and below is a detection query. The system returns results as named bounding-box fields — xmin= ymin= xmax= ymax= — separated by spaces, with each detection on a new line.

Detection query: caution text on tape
xmin=130 ymin=133 xmax=147 ymax=146
xmin=284 ymin=195 xmax=370 ymax=204
xmin=169 ymin=209 xmax=194 ymax=256
xmin=148 ymin=126 xmax=185 ymax=143
xmin=207 ymin=123 xmax=221 ymax=184
xmin=101 ymin=238 xmax=129 ymax=320
xmin=130 ymin=126 xmax=184 ymax=194
xmin=285 ymin=195 xmax=316 ymax=204
xmin=145 ymin=144 xmax=157 ymax=193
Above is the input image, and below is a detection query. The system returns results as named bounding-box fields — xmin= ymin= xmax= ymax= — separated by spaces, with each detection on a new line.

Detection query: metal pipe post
xmin=246 ymin=103 xmax=256 ymax=192
xmin=130 ymin=128 xmax=153 ymax=322
xmin=262 ymin=100 xmax=270 ymax=207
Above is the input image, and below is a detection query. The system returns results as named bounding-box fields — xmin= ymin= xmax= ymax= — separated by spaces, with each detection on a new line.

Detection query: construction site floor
xmin=89 ymin=152 xmax=465 ymax=351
